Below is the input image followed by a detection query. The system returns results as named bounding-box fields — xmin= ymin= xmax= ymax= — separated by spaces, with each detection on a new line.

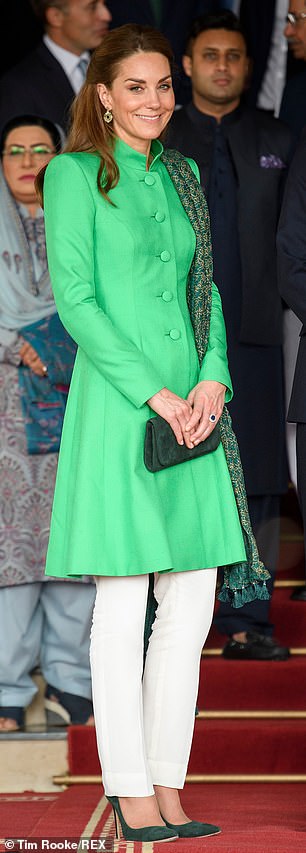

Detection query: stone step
xmin=0 ymin=729 xmax=68 ymax=792
xmin=0 ymin=673 xmax=68 ymax=792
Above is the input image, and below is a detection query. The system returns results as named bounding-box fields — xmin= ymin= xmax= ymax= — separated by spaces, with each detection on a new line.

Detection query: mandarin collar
xmin=114 ymin=137 xmax=164 ymax=171
xmin=186 ymin=101 xmax=243 ymax=129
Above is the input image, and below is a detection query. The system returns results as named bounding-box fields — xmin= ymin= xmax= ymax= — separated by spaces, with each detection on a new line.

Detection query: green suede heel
xmin=106 ymin=796 xmax=178 ymax=843
xmin=164 ymin=818 xmax=221 ymax=838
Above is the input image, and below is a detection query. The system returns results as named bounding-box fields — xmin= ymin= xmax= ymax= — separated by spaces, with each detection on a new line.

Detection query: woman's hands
xmin=186 ymin=380 xmax=226 ymax=444
xmin=147 ymin=380 xmax=226 ymax=447
xmin=20 ymin=341 xmax=47 ymax=377
xmin=147 ymin=387 xmax=195 ymax=448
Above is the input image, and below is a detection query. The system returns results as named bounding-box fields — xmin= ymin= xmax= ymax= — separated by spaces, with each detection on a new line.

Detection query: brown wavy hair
xmin=36 ymin=24 xmax=174 ymax=205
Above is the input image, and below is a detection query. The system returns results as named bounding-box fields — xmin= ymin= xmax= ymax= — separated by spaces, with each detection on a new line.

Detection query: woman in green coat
xmin=41 ymin=23 xmax=265 ymax=844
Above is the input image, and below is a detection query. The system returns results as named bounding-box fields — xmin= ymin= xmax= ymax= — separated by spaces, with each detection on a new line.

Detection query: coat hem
xmin=45 ymin=555 xmax=246 ymax=580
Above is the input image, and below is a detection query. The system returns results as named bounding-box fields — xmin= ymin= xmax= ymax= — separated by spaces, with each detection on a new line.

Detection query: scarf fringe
xmin=218 ymin=579 xmax=270 ymax=608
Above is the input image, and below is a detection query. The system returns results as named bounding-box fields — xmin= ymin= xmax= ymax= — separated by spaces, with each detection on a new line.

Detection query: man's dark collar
xmin=185 ymin=101 xmax=243 ymax=128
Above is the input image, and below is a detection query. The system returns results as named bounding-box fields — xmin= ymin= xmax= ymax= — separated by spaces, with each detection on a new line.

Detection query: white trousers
xmin=90 ymin=568 xmax=217 ymax=796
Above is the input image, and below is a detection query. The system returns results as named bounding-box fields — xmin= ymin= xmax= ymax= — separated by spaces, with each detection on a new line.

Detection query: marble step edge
xmin=196 ymin=710 xmax=306 ymax=719
xmin=51 ymin=773 xmax=306 ymax=785
xmin=202 ymin=647 xmax=306 ymax=656
xmin=0 ymin=728 xmax=67 ymax=740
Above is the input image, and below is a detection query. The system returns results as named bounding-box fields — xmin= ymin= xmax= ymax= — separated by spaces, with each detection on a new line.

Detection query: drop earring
xmin=103 ymin=109 xmax=113 ymax=124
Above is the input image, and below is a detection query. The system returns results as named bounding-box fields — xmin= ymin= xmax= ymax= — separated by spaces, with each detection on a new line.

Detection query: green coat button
xmin=162 ymin=290 xmax=173 ymax=302
xmin=144 ymin=174 xmax=155 ymax=186
xmin=169 ymin=328 xmax=181 ymax=340
xmin=155 ymin=211 xmax=165 ymax=222
xmin=160 ymin=250 xmax=171 ymax=262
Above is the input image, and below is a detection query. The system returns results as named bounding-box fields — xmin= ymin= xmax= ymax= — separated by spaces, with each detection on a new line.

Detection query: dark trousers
xmin=214 ymin=495 xmax=280 ymax=637
xmin=296 ymin=423 xmax=306 ymax=578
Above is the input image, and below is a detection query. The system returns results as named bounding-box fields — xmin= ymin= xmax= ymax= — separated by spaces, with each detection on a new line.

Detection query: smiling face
xmin=97 ymin=51 xmax=175 ymax=155
xmin=183 ymin=28 xmax=249 ymax=118
xmin=2 ymin=125 xmax=56 ymax=211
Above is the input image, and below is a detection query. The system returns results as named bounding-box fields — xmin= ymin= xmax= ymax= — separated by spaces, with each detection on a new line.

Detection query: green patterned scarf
xmin=159 ymin=148 xmax=270 ymax=607
xmin=143 ymin=148 xmax=270 ymax=659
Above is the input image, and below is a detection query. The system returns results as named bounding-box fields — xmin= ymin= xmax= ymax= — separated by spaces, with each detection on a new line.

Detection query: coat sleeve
xmin=186 ymin=157 xmax=233 ymax=402
xmin=277 ymin=129 xmax=306 ymax=326
xmin=198 ymin=283 xmax=233 ymax=402
xmin=43 ymin=154 xmax=165 ymax=409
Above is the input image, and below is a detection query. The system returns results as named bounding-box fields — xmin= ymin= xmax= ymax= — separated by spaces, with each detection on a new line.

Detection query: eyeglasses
xmin=286 ymin=11 xmax=306 ymax=26
xmin=2 ymin=144 xmax=55 ymax=160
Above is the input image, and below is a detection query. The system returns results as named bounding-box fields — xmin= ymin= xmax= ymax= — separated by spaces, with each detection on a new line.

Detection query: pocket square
xmin=259 ymin=154 xmax=286 ymax=169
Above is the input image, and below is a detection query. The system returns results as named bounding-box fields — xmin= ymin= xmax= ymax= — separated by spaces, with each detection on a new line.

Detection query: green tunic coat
xmin=43 ymin=138 xmax=246 ymax=579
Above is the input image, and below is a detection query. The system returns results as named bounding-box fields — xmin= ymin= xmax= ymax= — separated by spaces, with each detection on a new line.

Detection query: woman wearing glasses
xmin=0 ymin=115 xmax=95 ymax=732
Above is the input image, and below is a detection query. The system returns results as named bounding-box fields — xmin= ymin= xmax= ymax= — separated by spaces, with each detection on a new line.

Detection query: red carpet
xmin=198 ymin=657 xmax=306 ymax=710
xmin=275 ymin=538 xmax=305 ymax=580
xmin=1 ymin=784 xmax=306 ymax=853
xmin=0 ymin=793 xmax=59 ymax=836
xmin=68 ymin=718 xmax=306 ymax=777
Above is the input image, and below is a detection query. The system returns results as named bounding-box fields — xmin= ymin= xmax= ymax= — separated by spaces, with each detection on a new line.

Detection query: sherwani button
xmin=144 ymin=174 xmax=156 ymax=186
xmin=162 ymin=290 xmax=173 ymax=302
xmin=155 ymin=211 xmax=165 ymax=222
xmin=169 ymin=328 xmax=181 ymax=340
xmin=160 ymin=250 xmax=171 ymax=262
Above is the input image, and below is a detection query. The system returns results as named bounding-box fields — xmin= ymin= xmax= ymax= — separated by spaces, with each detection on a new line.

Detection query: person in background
xmin=278 ymin=2 xmax=306 ymax=503
xmin=224 ymin=4 xmax=301 ymax=508
xmin=0 ymin=115 xmax=95 ymax=731
xmin=107 ymin=0 xmax=220 ymax=103
xmin=277 ymin=131 xmax=306 ymax=602
xmin=166 ymin=10 xmax=291 ymax=660
xmin=0 ymin=1 xmax=111 ymax=134
xmin=280 ymin=0 xmax=306 ymax=141
xmin=40 ymin=23 xmax=267 ymax=842
xmin=239 ymin=0 xmax=289 ymax=115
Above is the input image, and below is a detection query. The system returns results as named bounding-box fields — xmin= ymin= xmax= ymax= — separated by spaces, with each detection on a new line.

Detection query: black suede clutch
xmin=144 ymin=415 xmax=220 ymax=472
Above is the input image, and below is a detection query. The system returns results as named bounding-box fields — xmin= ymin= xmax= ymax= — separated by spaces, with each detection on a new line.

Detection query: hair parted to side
xmin=185 ymin=10 xmax=247 ymax=57
xmin=36 ymin=24 xmax=174 ymax=206
xmin=30 ymin=0 xmax=66 ymax=25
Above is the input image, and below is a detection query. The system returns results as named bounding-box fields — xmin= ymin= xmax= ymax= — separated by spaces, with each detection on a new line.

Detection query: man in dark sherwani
xmin=278 ymin=130 xmax=306 ymax=601
xmin=166 ymin=10 xmax=291 ymax=660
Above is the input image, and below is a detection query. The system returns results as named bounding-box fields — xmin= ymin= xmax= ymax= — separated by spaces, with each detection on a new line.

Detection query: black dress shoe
xmin=222 ymin=632 xmax=290 ymax=661
xmin=291 ymin=585 xmax=306 ymax=601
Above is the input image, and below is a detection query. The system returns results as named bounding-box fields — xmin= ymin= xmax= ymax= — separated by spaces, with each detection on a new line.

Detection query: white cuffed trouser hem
xmin=148 ymin=759 xmax=186 ymax=790
xmin=102 ymin=771 xmax=154 ymax=797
